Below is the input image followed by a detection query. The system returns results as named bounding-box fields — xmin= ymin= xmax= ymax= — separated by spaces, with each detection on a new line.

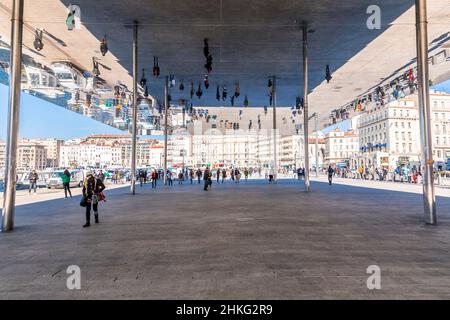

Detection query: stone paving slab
xmin=0 ymin=179 xmax=449 ymax=299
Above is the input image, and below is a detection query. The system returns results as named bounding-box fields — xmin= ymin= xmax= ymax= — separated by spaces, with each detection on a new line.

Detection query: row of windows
xmin=395 ymin=143 xmax=414 ymax=153
xmin=434 ymin=124 xmax=448 ymax=134
xmin=394 ymin=121 xmax=412 ymax=129
xmin=435 ymin=137 xmax=449 ymax=146
xmin=361 ymin=122 xmax=387 ymax=134
xmin=394 ymin=132 xmax=413 ymax=141
xmin=333 ymin=145 xmax=357 ymax=151
xmin=433 ymin=101 xmax=450 ymax=110
xmin=361 ymin=133 xmax=387 ymax=145
xmin=392 ymin=109 xmax=412 ymax=117
xmin=434 ymin=112 xmax=450 ymax=121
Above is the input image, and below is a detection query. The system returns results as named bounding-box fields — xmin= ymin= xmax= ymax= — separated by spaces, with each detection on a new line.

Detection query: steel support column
xmin=163 ymin=76 xmax=169 ymax=185
xmin=315 ymin=113 xmax=319 ymax=177
xmin=415 ymin=0 xmax=436 ymax=224
xmin=130 ymin=21 xmax=138 ymax=195
xmin=303 ymin=26 xmax=310 ymax=192
xmin=1 ymin=0 xmax=24 ymax=232
xmin=272 ymin=76 xmax=277 ymax=182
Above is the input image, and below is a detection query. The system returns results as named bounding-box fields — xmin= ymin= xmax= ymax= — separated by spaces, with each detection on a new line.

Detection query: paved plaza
xmin=1 ymin=179 xmax=450 ymax=299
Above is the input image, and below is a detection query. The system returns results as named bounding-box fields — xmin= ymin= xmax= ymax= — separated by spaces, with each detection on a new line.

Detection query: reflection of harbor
xmin=0 ymin=41 xmax=163 ymax=135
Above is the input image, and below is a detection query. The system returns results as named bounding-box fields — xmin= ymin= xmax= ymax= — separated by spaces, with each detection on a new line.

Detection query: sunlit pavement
xmin=1 ymin=178 xmax=450 ymax=299
xmin=0 ymin=183 xmax=131 ymax=207
xmin=310 ymin=175 xmax=450 ymax=198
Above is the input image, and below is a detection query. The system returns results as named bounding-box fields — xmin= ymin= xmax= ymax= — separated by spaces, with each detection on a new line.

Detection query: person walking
xmin=196 ymin=168 xmax=202 ymax=184
xmin=28 ymin=170 xmax=38 ymax=194
xmin=151 ymin=169 xmax=158 ymax=188
xmin=327 ymin=165 xmax=334 ymax=185
xmin=235 ymin=168 xmax=241 ymax=183
xmin=97 ymin=170 xmax=105 ymax=183
xmin=203 ymin=167 xmax=212 ymax=191
xmin=268 ymin=168 xmax=274 ymax=183
xmin=62 ymin=169 xmax=72 ymax=198
xmin=221 ymin=169 xmax=227 ymax=183
xmin=166 ymin=170 xmax=173 ymax=186
xmin=244 ymin=168 xmax=249 ymax=182
xmin=139 ymin=170 xmax=146 ymax=187
xmin=178 ymin=171 xmax=184 ymax=184
xmin=189 ymin=169 xmax=194 ymax=184
xmin=216 ymin=168 xmax=221 ymax=183
xmin=81 ymin=173 xmax=106 ymax=228
xmin=113 ymin=170 xmax=118 ymax=184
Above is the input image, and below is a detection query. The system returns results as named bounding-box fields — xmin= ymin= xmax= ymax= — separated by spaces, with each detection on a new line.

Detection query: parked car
xmin=47 ymin=170 xmax=84 ymax=189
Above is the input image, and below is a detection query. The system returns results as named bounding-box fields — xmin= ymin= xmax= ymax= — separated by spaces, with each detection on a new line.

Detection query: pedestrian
xmin=244 ymin=168 xmax=249 ymax=181
xmin=196 ymin=168 xmax=202 ymax=184
xmin=28 ymin=170 xmax=38 ymax=194
xmin=151 ymin=169 xmax=158 ymax=188
xmin=268 ymin=168 xmax=274 ymax=183
xmin=62 ymin=169 xmax=72 ymax=198
xmin=216 ymin=168 xmax=221 ymax=183
xmin=235 ymin=168 xmax=241 ymax=183
xmin=167 ymin=170 xmax=173 ymax=186
xmin=203 ymin=167 xmax=212 ymax=191
xmin=98 ymin=170 xmax=105 ymax=183
xmin=178 ymin=171 xmax=184 ymax=184
xmin=221 ymin=169 xmax=226 ymax=183
xmin=327 ymin=165 xmax=334 ymax=185
xmin=139 ymin=170 xmax=146 ymax=187
xmin=81 ymin=173 xmax=106 ymax=228
xmin=189 ymin=169 xmax=194 ymax=184
xmin=113 ymin=170 xmax=118 ymax=184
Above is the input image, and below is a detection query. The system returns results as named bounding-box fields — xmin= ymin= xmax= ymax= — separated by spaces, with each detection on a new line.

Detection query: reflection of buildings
xmin=0 ymin=45 xmax=160 ymax=135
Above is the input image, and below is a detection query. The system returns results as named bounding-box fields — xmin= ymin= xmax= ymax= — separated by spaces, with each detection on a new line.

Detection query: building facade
xmin=324 ymin=129 xmax=359 ymax=167
xmin=355 ymin=92 xmax=450 ymax=170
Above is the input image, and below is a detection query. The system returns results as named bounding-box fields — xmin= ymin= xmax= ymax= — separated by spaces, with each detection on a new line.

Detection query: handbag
xmin=80 ymin=195 xmax=88 ymax=207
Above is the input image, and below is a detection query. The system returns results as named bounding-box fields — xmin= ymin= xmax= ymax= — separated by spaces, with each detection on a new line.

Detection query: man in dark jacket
xmin=203 ymin=167 xmax=212 ymax=191
xmin=196 ymin=169 xmax=202 ymax=184
xmin=327 ymin=165 xmax=334 ymax=185
xmin=82 ymin=173 xmax=106 ymax=227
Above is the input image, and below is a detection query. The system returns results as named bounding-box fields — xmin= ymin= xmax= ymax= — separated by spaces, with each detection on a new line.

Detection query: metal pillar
xmin=272 ymin=76 xmax=277 ymax=182
xmin=415 ymin=0 xmax=436 ymax=224
xmin=315 ymin=113 xmax=319 ymax=177
xmin=163 ymin=76 xmax=169 ymax=185
xmin=130 ymin=21 xmax=138 ymax=195
xmin=1 ymin=0 xmax=24 ymax=232
xmin=303 ymin=26 xmax=310 ymax=192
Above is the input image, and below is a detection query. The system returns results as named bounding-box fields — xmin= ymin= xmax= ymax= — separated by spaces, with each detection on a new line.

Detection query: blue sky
xmin=1 ymin=80 xmax=450 ymax=140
